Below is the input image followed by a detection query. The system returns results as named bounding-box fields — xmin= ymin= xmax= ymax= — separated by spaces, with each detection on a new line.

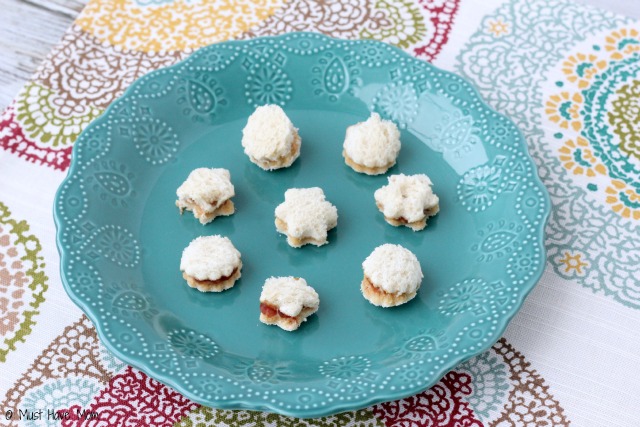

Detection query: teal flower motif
xmin=245 ymin=64 xmax=293 ymax=107
xmin=94 ymin=226 xmax=140 ymax=267
xmin=133 ymin=119 xmax=179 ymax=165
xmin=484 ymin=119 xmax=514 ymax=146
xmin=458 ymin=350 xmax=510 ymax=420
xmin=198 ymin=378 xmax=222 ymax=396
xmin=439 ymin=279 xmax=489 ymax=316
xmin=234 ymin=360 xmax=290 ymax=384
xmin=319 ymin=356 xmax=370 ymax=380
xmin=507 ymin=249 xmax=539 ymax=284
xmin=399 ymin=365 xmax=428 ymax=384
xmin=97 ymin=341 xmax=127 ymax=375
xmin=458 ymin=165 xmax=503 ymax=211
xmin=169 ymin=329 xmax=218 ymax=358
xmin=21 ymin=377 xmax=101 ymax=426
xmin=69 ymin=270 xmax=99 ymax=293
xmin=351 ymin=43 xmax=399 ymax=67
xmin=511 ymin=253 xmax=535 ymax=274
xmin=374 ymin=82 xmax=419 ymax=128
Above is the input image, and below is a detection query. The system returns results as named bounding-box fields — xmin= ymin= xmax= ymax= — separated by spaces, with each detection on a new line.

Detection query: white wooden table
xmin=0 ymin=0 xmax=638 ymax=110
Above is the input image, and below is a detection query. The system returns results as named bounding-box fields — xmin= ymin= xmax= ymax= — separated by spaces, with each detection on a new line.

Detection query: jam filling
xmin=260 ymin=302 xmax=297 ymax=320
xmin=191 ymin=267 xmax=238 ymax=286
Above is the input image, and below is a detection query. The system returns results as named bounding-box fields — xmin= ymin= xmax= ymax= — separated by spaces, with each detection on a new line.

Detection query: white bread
xmin=374 ymin=174 xmax=439 ymax=230
xmin=259 ymin=277 xmax=319 ymax=331
xmin=343 ymin=112 xmax=401 ymax=175
xmin=180 ymin=235 xmax=242 ymax=282
xmin=361 ymin=244 xmax=422 ymax=306
xmin=260 ymin=277 xmax=319 ymax=317
xmin=242 ymin=104 xmax=301 ymax=170
xmin=176 ymin=168 xmax=235 ymax=224
xmin=275 ymin=188 xmax=338 ymax=247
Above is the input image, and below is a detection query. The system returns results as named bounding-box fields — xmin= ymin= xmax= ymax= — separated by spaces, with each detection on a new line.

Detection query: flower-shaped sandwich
xmin=176 ymin=168 xmax=235 ymax=225
xmin=259 ymin=276 xmax=320 ymax=331
xmin=374 ymin=173 xmax=439 ymax=231
xmin=275 ymin=187 xmax=338 ymax=248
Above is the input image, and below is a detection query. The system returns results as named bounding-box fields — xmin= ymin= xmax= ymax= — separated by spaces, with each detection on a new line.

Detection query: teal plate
xmin=54 ymin=33 xmax=549 ymax=418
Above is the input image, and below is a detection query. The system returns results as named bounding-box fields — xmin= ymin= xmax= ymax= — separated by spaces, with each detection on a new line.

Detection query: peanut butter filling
xmin=177 ymin=198 xmax=235 ymax=224
xmin=376 ymin=202 xmax=440 ymax=231
xmin=275 ymin=217 xmax=330 ymax=247
xmin=343 ymin=150 xmax=395 ymax=175
xmin=361 ymin=275 xmax=416 ymax=307
xmin=362 ymin=275 xmax=393 ymax=297
xmin=252 ymin=132 xmax=301 ymax=170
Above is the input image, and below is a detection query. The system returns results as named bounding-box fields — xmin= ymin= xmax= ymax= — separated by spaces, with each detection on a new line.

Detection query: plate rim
xmin=53 ymin=32 xmax=551 ymax=418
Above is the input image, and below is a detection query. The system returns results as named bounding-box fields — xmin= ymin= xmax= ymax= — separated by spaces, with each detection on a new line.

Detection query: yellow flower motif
xmin=545 ymin=92 xmax=583 ymax=131
xmin=558 ymin=137 xmax=606 ymax=177
xmin=605 ymin=28 xmax=640 ymax=60
xmin=604 ymin=28 xmax=640 ymax=60
xmin=75 ymin=0 xmax=284 ymax=53
xmin=557 ymin=251 xmax=589 ymax=275
xmin=561 ymin=53 xmax=607 ymax=89
xmin=605 ymin=180 xmax=640 ymax=220
xmin=486 ymin=18 xmax=510 ymax=37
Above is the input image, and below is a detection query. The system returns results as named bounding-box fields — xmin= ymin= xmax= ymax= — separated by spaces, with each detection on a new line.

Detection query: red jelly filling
xmin=260 ymin=302 xmax=296 ymax=319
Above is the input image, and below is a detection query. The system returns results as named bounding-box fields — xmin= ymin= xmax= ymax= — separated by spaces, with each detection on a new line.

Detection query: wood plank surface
xmin=0 ymin=0 xmax=88 ymax=109
xmin=0 ymin=0 xmax=638 ymax=110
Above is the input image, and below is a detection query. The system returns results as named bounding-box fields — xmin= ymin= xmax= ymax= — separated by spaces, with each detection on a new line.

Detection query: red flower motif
xmin=59 ymin=366 xmax=198 ymax=427
xmin=413 ymin=0 xmax=462 ymax=61
xmin=0 ymin=105 xmax=72 ymax=171
xmin=373 ymin=371 xmax=483 ymax=427
xmin=111 ymin=375 xmax=141 ymax=401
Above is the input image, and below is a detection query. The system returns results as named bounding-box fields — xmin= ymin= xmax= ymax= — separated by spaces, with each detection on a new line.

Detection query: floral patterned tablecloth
xmin=1 ymin=0 xmax=639 ymax=426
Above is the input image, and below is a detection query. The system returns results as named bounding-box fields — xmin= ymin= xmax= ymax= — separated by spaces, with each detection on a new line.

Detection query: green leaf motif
xmin=14 ymin=82 xmax=102 ymax=148
xmin=175 ymin=406 xmax=383 ymax=427
xmin=609 ymin=79 xmax=640 ymax=161
xmin=0 ymin=201 xmax=49 ymax=362
xmin=360 ymin=0 xmax=427 ymax=49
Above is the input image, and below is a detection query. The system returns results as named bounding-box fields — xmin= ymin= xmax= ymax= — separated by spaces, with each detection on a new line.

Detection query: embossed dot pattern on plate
xmin=54 ymin=33 xmax=549 ymax=418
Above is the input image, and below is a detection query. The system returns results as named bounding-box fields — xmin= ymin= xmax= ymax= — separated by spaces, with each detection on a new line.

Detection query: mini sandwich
xmin=361 ymin=244 xmax=423 ymax=307
xmin=176 ymin=168 xmax=235 ymax=225
xmin=374 ymin=174 xmax=439 ymax=231
xmin=259 ymin=277 xmax=320 ymax=331
xmin=242 ymin=104 xmax=301 ymax=170
xmin=343 ymin=112 xmax=401 ymax=175
xmin=180 ymin=235 xmax=242 ymax=292
xmin=274 ymin=187 xmax=338 ymax=248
